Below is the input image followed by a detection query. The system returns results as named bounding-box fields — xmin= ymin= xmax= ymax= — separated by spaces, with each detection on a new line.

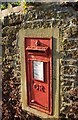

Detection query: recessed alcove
xmin=19 ymin=27 xmax=60 ymax=119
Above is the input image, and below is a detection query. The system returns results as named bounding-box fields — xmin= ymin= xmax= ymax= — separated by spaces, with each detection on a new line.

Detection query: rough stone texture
xmin=60 ymin=16 xmax=78 ymax=119
xmin=2 ymin=11 xmax=42 ymax=120
xmin=0 ymin=18 xmax=2 ymax=120
xmin=1 ymin=2 xmax=78 ymax=119
xmin=2 ymin=21 xmax=22 ymax=119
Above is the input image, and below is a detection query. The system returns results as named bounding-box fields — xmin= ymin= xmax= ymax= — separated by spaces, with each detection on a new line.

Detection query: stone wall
xmin=1 ymin=2 xmax=78 ymax=119
xmin=2 ymin=12 xmax=23 ymax=119
xmin=21 ymin=3 xmax=78 ymax=119
xmin=60 ymin=18 xmax=78 ymax=119
xmin=1 ymin=8 xmax=41 ymax=120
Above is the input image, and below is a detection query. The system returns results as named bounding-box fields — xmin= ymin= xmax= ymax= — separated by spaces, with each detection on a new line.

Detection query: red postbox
xmin=25 ymin=37 xmax=52 ymax=115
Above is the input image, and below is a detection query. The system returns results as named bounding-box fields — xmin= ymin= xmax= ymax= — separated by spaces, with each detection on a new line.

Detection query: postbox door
xmin=25 ymin=38 xmax=52 ymax=115
xmin=30 ymin=60 xmax=50 ymax=108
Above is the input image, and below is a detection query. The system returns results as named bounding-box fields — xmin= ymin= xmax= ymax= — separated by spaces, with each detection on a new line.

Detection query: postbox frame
xmin=24 ymin=37 xmax=52 ymax=115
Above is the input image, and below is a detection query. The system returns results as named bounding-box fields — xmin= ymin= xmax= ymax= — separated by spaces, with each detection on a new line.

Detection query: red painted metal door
xmin=25 ymin=37 xmax=52 ymax=115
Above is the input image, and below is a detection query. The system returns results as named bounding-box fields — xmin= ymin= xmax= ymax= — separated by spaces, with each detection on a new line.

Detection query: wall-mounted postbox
xmin=25 ymin=37 xmax=52 ymax=115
